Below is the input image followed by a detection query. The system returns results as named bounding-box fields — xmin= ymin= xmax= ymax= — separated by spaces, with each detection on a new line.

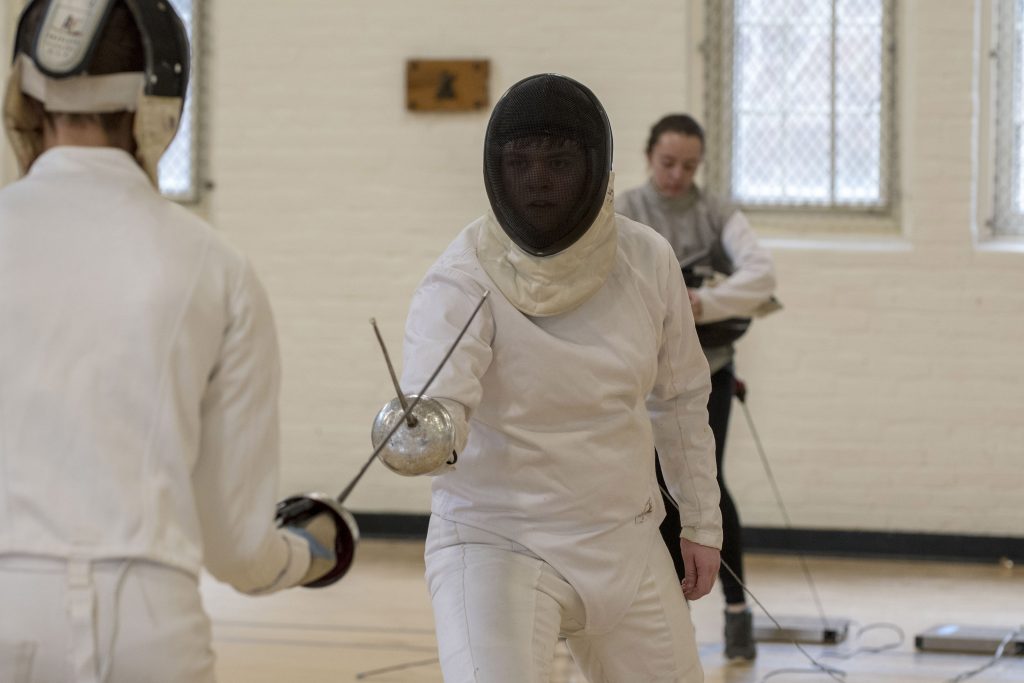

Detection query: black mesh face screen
xmin=484 ymin=75 xmax=612 ymax=256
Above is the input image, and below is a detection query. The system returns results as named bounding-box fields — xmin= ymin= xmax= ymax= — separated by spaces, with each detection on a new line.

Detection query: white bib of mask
xmin=477 ymin=174 xmax=618 ymax=317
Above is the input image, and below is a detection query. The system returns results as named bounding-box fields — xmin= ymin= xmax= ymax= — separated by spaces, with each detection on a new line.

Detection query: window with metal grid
xmin=705 ymin=0 xmax=896 ymax=212
xmin=158 ymin=0 xmax=200 ymax=203
xmin=991 ymin=0 xmax=1024 ymax=236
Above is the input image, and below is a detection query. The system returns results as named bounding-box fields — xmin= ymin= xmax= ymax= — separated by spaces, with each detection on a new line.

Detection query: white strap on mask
xmin=18 ymin=54 xmax=144 ymax=113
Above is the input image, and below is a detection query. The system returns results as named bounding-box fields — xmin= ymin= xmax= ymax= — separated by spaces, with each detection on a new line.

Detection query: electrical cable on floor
xmin=735 ymin=384 xmax=831 ymax=631
xmin=214 ymin=619 xmax=435 ymax=635
xmin=819 ymin=622 xmax=905 ymax=660
xmin=758 ymin=667 xmax=846 ymax=682
xmin=945 ymin=625 xmax=1023 ymax=683
xmin=661 ymin=485 xmax=847 ymax=683
xmin=726 ymin=383 xmax=1020 ymax=682
xmin=353 ymin=639 xmax=582 ymax=681
xmin=721 ymin=534 xmax=847 ymax=683
xmin=354 ymin=656 xmax=440 ymax=679
xmin=729 ymin=383 xmax=914 ymax=680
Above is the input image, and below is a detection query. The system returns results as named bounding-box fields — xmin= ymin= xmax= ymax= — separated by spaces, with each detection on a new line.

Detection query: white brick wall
xmin=2 ymin=1 xmax=1021 ymax=537
xmin=201 ymin=0 xmax=695 ymax=516
xmin=728 ymin=1 xmax=1024 ymax=537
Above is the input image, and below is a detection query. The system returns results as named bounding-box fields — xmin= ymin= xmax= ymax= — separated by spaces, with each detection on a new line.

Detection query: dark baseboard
xmin=353 ymin=512 xmax=429 ymax=539
xmin=742 ymin=527 xmax=1023 ymax=564
xmin=352 ymin=512 xmax=1023 ymax=564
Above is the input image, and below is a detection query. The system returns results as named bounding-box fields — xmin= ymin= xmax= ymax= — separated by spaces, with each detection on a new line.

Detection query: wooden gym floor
xmin=202 ymin=539 xmax=1023 ymax=682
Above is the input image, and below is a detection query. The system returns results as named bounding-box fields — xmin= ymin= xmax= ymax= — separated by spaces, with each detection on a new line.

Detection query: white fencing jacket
xmin=0 ymin=147 xmax=309 ymax=594
xmin=402 ymin=214 xmax=722 ymax=633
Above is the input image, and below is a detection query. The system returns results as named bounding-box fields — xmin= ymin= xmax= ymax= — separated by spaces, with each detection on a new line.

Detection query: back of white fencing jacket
xmin=0 ymin=147 xmax=309 ymax=593
xmin=401 ymin=214 xmax=723 ymax=633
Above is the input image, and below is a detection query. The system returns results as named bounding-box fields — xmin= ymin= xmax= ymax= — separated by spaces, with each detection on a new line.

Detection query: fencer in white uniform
xmin=395 ymin=75 xmax=723 ymax=682
xmin=0 ymin=3 xmax=356 ymax=682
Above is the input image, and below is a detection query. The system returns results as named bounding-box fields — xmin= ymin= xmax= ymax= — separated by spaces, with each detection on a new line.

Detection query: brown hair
xmin=645 ymin=114 xmax=705 ymax=157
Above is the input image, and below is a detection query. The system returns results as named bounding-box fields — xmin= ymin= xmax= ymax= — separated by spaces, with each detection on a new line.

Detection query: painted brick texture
xmin=1 ymin=1 xmax=1020 ymax=538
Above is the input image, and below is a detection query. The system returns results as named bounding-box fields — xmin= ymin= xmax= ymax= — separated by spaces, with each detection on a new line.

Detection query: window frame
xmin=703 ymin=0 xmax=899 ymax=222
xmin=158 ymin=0 xmax=204 ymax=204
xmin=986 ymin=0 xmax=1024 ymax=237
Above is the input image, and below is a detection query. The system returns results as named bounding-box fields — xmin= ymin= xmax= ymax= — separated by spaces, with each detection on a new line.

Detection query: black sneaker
xmin=724 ymin=608 xmax=757 ymax=660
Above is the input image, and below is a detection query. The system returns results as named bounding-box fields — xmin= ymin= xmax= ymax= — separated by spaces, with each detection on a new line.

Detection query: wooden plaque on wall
xmin=406 ymin=59 xmax=489 ymax=112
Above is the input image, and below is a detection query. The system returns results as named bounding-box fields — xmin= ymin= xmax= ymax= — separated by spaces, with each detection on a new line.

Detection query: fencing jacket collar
xmin=476 ymin=173 xmax=618 ymax=317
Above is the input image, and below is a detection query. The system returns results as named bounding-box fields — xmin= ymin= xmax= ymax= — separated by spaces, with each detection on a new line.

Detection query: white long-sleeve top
xmin=698 ymin=211 xmax=775 ymax=322
xmin=0 ymin=147 xmax=309 ymax=594
xmin=401 ymin=214 xmax=722 ymax=633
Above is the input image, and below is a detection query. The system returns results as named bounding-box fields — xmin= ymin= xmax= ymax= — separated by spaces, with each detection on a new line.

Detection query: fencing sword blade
xmin=370 ymin=318 xmax=416 ymax=428
xmin=336 ymin=291 xmax=490 ymax=504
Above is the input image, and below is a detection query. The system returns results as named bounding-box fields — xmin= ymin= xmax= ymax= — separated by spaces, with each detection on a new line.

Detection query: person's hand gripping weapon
xmin=274 ymin=292 xmax=490 ymax=587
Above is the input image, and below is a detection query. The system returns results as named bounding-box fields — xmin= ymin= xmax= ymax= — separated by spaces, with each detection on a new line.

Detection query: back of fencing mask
xmin=483 ymin=74 xmax=613 ymax=257
xmin=4 ymin=0 xmax=190 ymax=183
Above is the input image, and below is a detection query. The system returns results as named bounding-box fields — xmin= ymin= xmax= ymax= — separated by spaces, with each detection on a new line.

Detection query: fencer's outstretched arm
xmin=400 ymin=267 xmax=495 ymax=463
xmin=435 ymin=398 xmax=470 ymax=456
xmin=370 ymin=291 xmax=490 ymax=476
xmin=646 ymin=239 xmax=723 ymax=552
xmin=191 ymin=258 xmax=314 ymax=594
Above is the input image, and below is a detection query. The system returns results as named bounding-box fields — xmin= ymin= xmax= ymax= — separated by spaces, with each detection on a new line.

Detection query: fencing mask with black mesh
xmin=483 ymin=74 xmax=613 ymax=257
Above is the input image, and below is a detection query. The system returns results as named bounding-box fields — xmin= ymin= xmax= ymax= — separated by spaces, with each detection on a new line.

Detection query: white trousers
xmin=0 ymin=556 xmax=215 ymax=683
xmin=424 ymin=517 xmax=704 ymax=683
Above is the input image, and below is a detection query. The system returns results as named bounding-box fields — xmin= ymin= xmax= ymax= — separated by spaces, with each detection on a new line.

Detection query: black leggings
xmin=656 ymin=363 xmax=746 ymax=605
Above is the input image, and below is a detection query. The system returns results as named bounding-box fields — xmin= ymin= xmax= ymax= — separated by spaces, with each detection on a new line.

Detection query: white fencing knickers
xmin=0 ymin=556 xmax=216 ymax=683
xmin=424 ymin=517 xmax=705 ymax=683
